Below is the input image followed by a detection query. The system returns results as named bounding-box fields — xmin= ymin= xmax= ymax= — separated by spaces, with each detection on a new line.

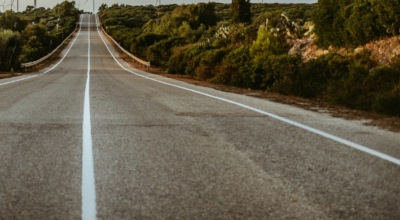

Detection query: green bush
xmin=146 ymin=37 xmax=186 ymax=68
xmin=217 ymin=45 xmax=255 ymax=88
xmin=327 ymin=64 xmax=371 ymax=109
xmin=194 ymin=49 xmax=226 ymax=80
xmin=130 ymin=33 xmax=169 ymax=56
xmin=373 ymin=85 xmax=400 ymax=117
xmin=261 ymin=54 xmax=302 ymax=93
xmin=249 ymin=25 xmax=285 ymax=63
xmin=168 ymin=44 xmax=210 ymax=75
xmin=367 ymin=66 xmax=400 ymax=116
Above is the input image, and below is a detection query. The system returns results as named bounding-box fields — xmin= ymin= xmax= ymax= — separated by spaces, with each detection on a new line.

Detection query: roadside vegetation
xmin=99 ymin=1 xmax=400 ymax=117
xmin=0 ymin=0 xmax=81 ymax=71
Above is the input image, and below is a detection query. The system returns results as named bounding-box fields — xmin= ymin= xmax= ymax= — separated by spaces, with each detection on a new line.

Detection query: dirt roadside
xmin=103 ymin=33 xmax=400 ymax=133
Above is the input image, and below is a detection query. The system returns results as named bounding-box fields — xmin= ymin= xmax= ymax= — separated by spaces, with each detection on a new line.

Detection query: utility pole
xmin=93 ymin=0 xmax=94 ymax=13
xmin=9 ymin=0 xmax=13 ymax=10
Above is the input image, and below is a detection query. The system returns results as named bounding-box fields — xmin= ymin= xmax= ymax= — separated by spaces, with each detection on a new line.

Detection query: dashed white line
xmin=82 ymin=14 xmax=97 ymax=220
xmin=95 ymin=14 xmax=400 ymax=166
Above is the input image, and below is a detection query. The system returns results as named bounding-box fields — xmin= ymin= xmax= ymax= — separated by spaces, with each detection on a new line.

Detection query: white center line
xmin=82 ymin=14 xmax=97 ymax=220
xmin=95 ymin=14 xmax=400 ymax=166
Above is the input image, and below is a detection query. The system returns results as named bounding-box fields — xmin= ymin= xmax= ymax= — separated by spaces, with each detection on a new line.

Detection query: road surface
xmin=0 ymin=14 xmax=399 ymax=220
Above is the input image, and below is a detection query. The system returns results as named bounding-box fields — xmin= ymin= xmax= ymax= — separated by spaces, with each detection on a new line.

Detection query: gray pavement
xmin=0 ymin=14 xmax=399 ymax=220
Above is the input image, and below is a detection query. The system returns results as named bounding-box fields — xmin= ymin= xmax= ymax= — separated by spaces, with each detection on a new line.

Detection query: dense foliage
xmin=99 ymin=2 xmax=400 ymax=117
xmin=313 ymin=0 xmax=400 ymax=48
xmin=0 ymin=1 xmax=81 ymax=71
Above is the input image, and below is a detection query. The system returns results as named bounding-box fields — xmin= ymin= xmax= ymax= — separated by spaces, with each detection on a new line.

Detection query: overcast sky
xmin=7 ymin=0 xmax=316 ymax=13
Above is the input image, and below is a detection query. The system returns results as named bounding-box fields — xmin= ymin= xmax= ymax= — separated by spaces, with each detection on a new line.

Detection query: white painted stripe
xmin=82 ymin=15 xmax=97 ymax=220
xmin=95 ymin=15 xmax=400 ymax=166
xmin=0 ymin=75 xmax=39 ymax=86
xmin=0 ymin=15 xmax=84 ymax=87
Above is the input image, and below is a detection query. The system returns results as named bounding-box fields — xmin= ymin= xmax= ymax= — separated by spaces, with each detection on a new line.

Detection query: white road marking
xmin=0 ymin=14 xmax=84 ymax=87
xmin=95 ymin=15 xmax=400 ymax=166
xmin=82 ymin=15 xmax=97 ymax=220
xmin=0 ymin=75 xmax=39 ymax=86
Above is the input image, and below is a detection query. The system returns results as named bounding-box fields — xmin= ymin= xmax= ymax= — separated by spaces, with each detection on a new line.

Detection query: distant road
xmin=0 ymin=14 xmax=399 ymax=220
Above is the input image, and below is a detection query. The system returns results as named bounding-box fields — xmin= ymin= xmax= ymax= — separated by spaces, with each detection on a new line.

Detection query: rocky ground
xmin=289 ymin=35 xmax=400 ymax=67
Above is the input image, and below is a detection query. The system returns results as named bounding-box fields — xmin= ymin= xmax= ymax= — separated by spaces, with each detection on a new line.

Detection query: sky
xmin=5 ymin=0 xmax=317 ymax=13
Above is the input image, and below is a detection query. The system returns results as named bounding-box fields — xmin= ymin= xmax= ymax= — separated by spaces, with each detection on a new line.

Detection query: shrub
xmin=130 ymin=33 xmax=169 ymax=56
xmin=194 ymin=49 xmax=226 ymax=80
xmin=146 ymin=37 xmax=186 ymax=68
xmin=327 ymin=64 xmax=371 ymax=110
xmin=168 ymin=44 xmax=209 ymax=74
xmin=217 ymin=45 xmax=254 ymax=88
xmin=261 ymin=54 xmax=302 ymax=93
xmin=249 ymin=25 xmax=285 ymax=64
xmin=373 ymin=84 xmax=400 ymax=117
xmin=366 ymin=66 xmax=400 ymax=115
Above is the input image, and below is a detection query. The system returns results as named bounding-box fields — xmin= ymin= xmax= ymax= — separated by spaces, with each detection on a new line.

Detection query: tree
xmin=0 ymin=10 xmax=28 ymax=32
xmin=99 ymin=3 xmax=108 ymax=12
xmin=230 ymin=0 xmax=251 ymax=24
xmin=170 ymin=3 xmax=217 ymax=30
xmin=21 ymin=36 xmax=44 ymax=61
xmin=250 ymin=25 xmax=284 ymax=64
xmin=54 ymin=1 xmax=76 ymax=18
xmin=0 ymin=30 xmax=22 ymax=71
xmin=25 ymin=6 xmax=35 ymax=12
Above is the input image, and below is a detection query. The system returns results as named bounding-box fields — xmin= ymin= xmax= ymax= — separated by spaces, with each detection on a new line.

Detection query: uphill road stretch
xmin=0 ymin=14 xmax=400 ymax=220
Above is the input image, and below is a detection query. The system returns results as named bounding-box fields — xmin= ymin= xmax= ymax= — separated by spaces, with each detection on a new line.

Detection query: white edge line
xmin=82 ymin=15 xmax=97 ymax=220
xmin=0 ymin=15 xmax=84 ymax=87
xmin=95 ymin=15 xmax=400 ymax=166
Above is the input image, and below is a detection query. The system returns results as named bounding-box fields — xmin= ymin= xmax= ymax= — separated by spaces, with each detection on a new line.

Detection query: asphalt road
xmin=0 ymin=14 xmax=399 ymax=220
